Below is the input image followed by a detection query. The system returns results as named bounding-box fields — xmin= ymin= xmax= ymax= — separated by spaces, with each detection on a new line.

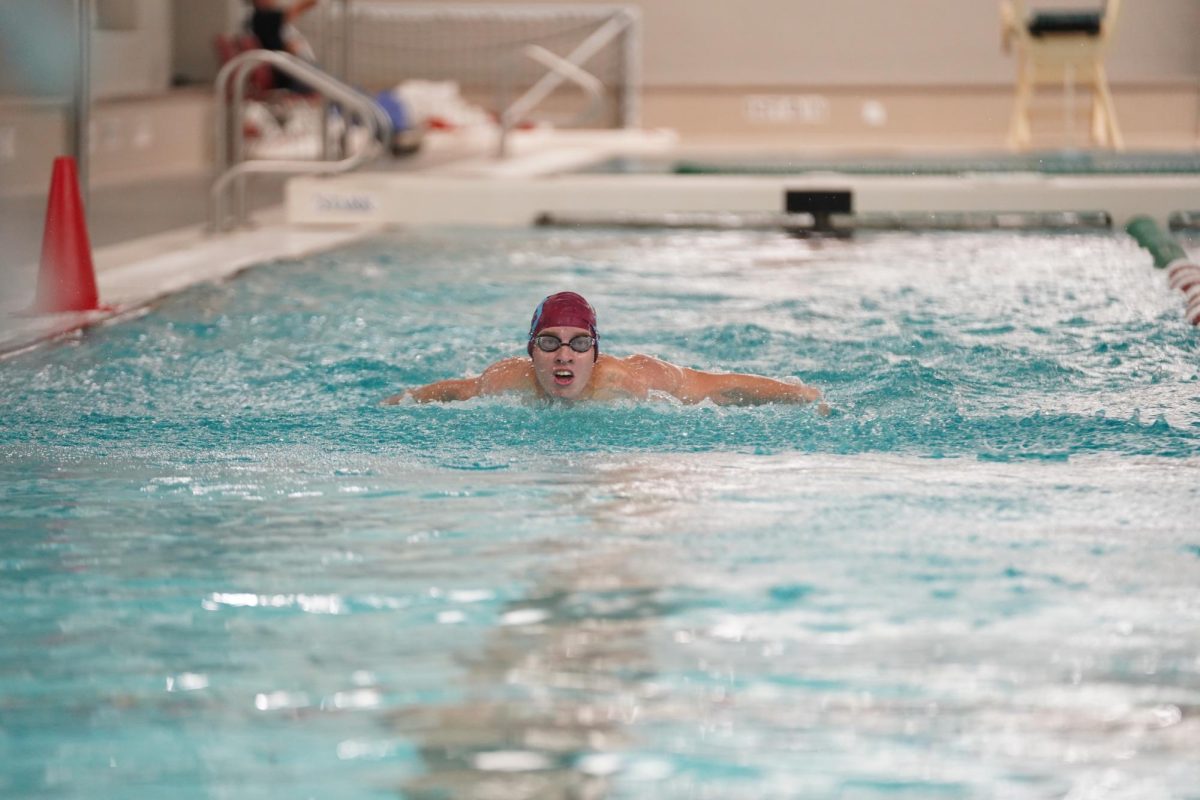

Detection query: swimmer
xmin=383 ymin=291 xmax=826 ymax=408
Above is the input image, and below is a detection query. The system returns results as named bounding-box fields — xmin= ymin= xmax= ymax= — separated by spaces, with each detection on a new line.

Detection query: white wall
xmin=171 ymin=0 xmax=254 ymax=87
xmin=5 ymin=1 xmax=1197 ymax=99
xmin=91 ymin=0 xmax=172 ymax=99
xmin=0 ymin=0 xmax=174 ymax=100
xmin=635 ymin=0 xmax=1199 ymax=87
xmin=375 ymin=0 xmax=1200 ymax=88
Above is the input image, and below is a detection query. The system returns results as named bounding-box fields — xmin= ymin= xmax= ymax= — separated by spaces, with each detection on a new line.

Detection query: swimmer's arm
xmin=686 ymin=371 xmax=825 ymax=407
xmin=382 ymin=376 xmax=481 ymax=404
xmin=629 ymin=355 xmax=824 ymax=407
xmin=382 ymin=358 xmax=532 ymax=405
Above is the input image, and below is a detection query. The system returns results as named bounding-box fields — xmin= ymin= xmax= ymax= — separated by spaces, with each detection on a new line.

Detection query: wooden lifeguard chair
xmin=1001 ymin=0 xmax=1123 ymax=150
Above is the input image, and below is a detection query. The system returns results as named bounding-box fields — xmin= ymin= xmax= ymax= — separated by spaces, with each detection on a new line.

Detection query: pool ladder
xmin=209 ymin=50 xmax=392 ymax=232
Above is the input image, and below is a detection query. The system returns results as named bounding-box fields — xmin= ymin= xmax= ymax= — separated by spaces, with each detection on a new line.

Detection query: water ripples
xmin=3 ymin=228 xmax=1200 ymax=799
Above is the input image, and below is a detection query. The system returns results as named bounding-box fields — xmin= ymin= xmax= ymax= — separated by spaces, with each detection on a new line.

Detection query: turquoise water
xmin=2 ymin=228 xmax=1199 ymax=799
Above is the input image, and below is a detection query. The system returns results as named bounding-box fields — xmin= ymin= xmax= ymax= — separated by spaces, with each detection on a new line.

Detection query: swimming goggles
xmin=532 ymin=334 xmax=595 ymax=353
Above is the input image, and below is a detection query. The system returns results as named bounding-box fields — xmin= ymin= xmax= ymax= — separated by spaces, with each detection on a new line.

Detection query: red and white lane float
xmin=1125 ymin=216 xmax=1200 ymax=327
xmin=1176 ymin=261 xmax=1200 ymax=326
xmin=1164 ymin=259 xmax=1200 ymax=326
xmin=1182 ymin=283 xmax=1200 ymax=308
xmin=1186 ymin=299 xmax=1200 ymax=326
xmin=1165 ymin=259 xmax=1200 ymax=293
xmin=1186 ymin=284 xmax=1200 ymax=325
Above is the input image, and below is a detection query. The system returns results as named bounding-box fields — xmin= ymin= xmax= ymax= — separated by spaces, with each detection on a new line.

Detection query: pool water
xmin=2 ymin=228 xmax=1199 ymax=799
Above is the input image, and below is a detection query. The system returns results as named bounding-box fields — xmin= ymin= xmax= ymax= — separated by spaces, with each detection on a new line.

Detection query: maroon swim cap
xmin=527 ymin=291 xmax=599 ymax=359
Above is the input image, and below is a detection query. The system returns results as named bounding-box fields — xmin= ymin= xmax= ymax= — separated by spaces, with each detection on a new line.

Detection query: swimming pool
xmin=2 ymin=227 xmax=1199 ymax=799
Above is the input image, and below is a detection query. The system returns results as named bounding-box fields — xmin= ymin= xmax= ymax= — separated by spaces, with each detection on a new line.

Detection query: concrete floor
xmin=0 ymin=127 xmax=480 ymax=304
xmin=0 ymin=172 xmax=286 ymax=301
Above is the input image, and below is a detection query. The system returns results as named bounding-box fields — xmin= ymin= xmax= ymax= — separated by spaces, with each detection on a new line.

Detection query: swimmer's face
xmin=530 ymin=325 xmax=595 ymax=402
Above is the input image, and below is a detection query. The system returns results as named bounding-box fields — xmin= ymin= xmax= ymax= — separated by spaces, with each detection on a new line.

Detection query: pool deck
xmin=0 ymin=212 xmax=378 ymax=359
xmin=286 ymin=128 xmax=1200 ymax=230
xmin=4 ymin=126 xmax=1200 ymax=358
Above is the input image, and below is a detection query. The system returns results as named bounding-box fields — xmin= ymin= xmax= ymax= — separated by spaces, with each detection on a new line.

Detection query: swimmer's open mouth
xmin=553 ymin=369 xmax=574 ymax=386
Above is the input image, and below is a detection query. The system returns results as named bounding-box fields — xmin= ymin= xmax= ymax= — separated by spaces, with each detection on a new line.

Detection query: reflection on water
xmin=392 ymin=462 xmax=682 ymax=799
xmin=394 ymin=551 xmax=648 ymax=798
xmin=378 ymin=454 xmax=1200 ymax=799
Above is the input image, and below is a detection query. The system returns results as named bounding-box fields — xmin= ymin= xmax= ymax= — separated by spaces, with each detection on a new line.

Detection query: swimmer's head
xmin=527 ymin=292 xmax=598 ymax=361
xmin=527 ymin=292 xmax=598 ymax=401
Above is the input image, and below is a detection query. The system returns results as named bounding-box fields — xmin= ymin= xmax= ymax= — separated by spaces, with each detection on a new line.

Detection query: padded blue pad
xmin=374 ymin=91 xmax=411 ymax=131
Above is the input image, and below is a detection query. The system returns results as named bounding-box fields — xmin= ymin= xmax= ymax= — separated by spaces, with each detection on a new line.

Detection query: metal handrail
xmin=71 ymin=0 xmax=91 ymax=207
xmin=210 ymin=49 xmax=392 ymax=232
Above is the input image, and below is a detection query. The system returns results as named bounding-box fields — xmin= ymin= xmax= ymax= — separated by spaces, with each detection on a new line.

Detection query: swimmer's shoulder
xmin=623 ymin=353 xmax=676 ymax=370
xmin=592 ymin=353 xmax=644 ymax=382
xmin=480 ymin=357 xmax=536 ymax=395
xmin=586 ymin=355 xmax=642 ymax=400
xmin=617 ymin=353 xmax=686 ymax=390
xmin=597 ymin=352 xmax=667 ymax=371
xmin=591 ymin=353 xmax=683 ymax=398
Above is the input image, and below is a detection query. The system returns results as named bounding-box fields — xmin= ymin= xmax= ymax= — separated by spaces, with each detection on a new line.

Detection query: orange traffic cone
xmin=33 ymin=157 xmax=101 ymax=313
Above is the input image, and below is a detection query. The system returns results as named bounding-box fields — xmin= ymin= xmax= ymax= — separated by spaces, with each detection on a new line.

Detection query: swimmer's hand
xmin=383 ymin=377 xmax=487 ymax=404
xmin=381 ymin=391 xmax=408 ymax=405
xmin=789 ymin=383 xmax=830 ymax=415
xmin=781 ymin=383 xmax=830 ymax=415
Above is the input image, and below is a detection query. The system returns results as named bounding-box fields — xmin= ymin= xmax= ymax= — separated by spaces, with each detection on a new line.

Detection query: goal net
xmin=297 ymin=3 xmax=641 ymax=129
